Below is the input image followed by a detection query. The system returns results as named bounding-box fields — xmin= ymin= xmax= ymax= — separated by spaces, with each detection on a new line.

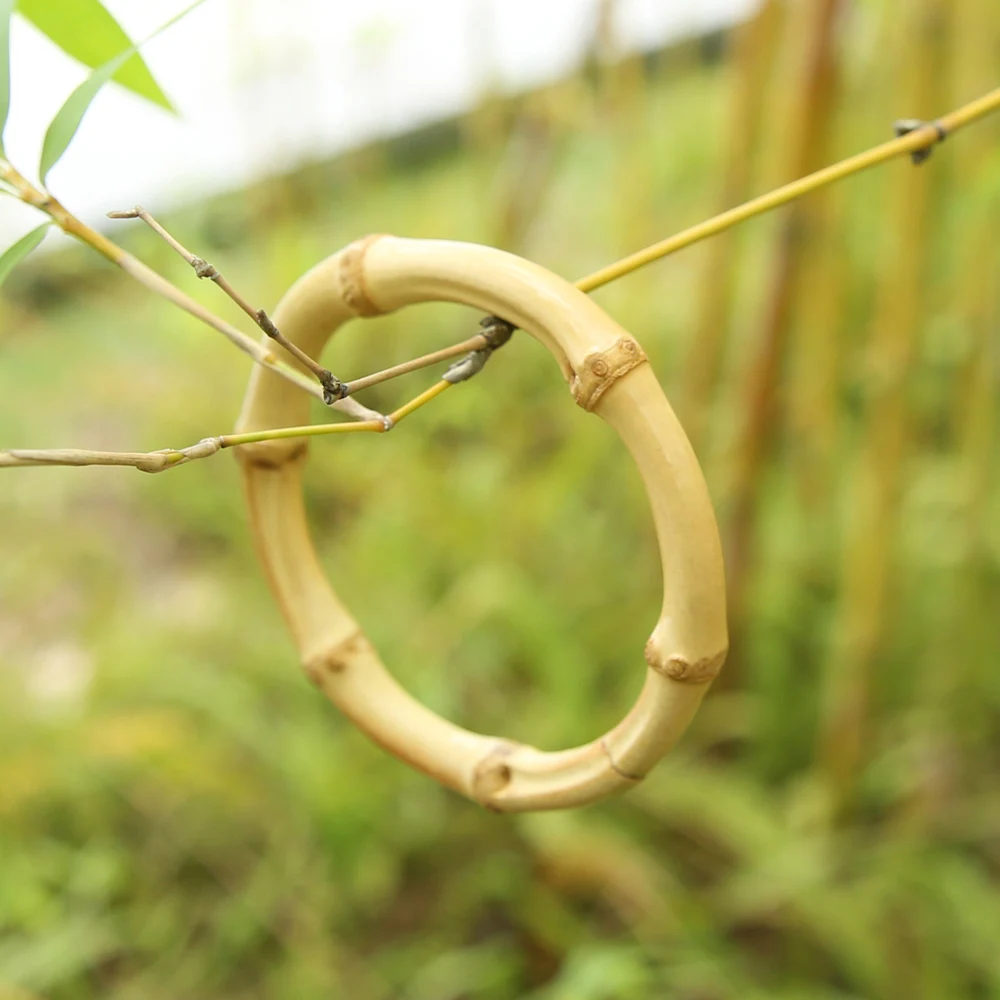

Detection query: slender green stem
xmin=221 ymin=420 xmax=385 ymax=448
xmin=1 ymin=381 xmax=454 ymax=472
xmin=386 ymin=380 xmax=452 ymax=423
xmin=573 ymin=86 xmax=1000 ymax=294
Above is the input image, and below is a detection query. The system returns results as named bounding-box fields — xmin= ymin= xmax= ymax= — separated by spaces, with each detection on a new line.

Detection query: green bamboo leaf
xmin=39 ymin=45 xmax=130 ymax=182
xmin=17 ymin=0 xmax=173 ymax=112
xmin=38 ymin=0 xmax=204 ymax=184
xmin=0 ymin=222 xmax=50 ymax=288
xmin=0 ymin=0 xmax=15 ymax=154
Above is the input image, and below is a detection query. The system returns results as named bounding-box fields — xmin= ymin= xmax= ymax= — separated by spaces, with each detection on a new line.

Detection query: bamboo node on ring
xmin=570 ymin=336 xmax=647 ymax=411
xmin=303 ymin=630 xmax=369 ymax=684
xmin=338 ymin=234 xmax=388 ymax=317
xmin=644 ymin=641 xmax=728 ymax=684
xmin=599 ymin=739 xmax=644 ymax=782
xmin=471 ymin=741 xmax=519 ymax=804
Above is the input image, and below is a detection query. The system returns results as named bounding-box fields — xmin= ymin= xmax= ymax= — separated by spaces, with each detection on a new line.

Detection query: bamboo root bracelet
xmin=237 ymin=235 xmax=728 ymax=811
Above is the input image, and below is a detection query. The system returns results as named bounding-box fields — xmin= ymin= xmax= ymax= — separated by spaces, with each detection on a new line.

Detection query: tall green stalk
xmin=921 ymin=0 xmax=1000 ymax=763
xmin=721 ymin=0 xmax=844 ymax=678
xmin=677 ymin=0 xmax=783 ymax=454
xmin=818 ymin=0 xmax=946 ymax=814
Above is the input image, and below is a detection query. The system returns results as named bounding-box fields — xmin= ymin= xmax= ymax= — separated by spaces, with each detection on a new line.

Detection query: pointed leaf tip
xmin=17 ymin=0 xmax=175 ymax=113
xmin=0 ymin=222 xmax=52 ymax=288
xmin=37 ymin=0 xmax=206 ymax=183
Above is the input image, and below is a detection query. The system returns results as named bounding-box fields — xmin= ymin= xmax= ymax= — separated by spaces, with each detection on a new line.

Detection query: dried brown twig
xmin=108 ymin=206 xmax=348 ymax=404
xmin=107 ymin=204 xmax=514 ymax=401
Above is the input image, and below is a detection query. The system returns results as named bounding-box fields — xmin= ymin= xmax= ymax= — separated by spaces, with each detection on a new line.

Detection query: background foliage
xmin=1 ymin=1 xmax=1000 ymax=997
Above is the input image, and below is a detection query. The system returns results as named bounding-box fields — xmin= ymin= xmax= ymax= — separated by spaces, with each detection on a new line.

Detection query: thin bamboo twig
xmin=573 ymin=85 xmax=1000 ymax=294
xmin=344 ymin=337 xmax=485 ymax=394
xmin=386 ymin=380 xmax=452 ymax=423
xmin=0 ymin=163 xmax=381 ymax=423
xmin=221 ymin=420 xmax=384 ymax=448
xmin=342 ymin=317 xmax=512 ymax=395
xmin=0 ymin=379 xmax=454 ymax=472
xmin=107 ymin=206 xmax=342 ymax=400
xmin=228 ymin=381 xmax=452 ymax=446
xmin=0 ymin=439 xmax=219 ymax=473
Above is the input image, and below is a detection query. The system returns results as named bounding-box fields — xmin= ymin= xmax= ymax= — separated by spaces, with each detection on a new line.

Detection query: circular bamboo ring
xmin=236 ymin=236 xmax=727 ymax=812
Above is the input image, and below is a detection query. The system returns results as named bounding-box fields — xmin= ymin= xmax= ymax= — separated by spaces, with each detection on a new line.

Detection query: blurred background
xmin=1 ymin=0 xmax=999 ymax=997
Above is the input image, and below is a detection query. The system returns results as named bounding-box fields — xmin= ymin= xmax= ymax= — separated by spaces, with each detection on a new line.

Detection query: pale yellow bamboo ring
xmin=236 ymin=235 xmax=727 ymax=812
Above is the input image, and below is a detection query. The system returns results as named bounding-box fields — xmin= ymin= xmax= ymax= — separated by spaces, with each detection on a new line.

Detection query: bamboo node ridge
xmin=893 ymin=117 xmax=948 ymax=164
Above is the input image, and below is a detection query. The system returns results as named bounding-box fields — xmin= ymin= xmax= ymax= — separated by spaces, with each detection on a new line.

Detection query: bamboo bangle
xmin=236 ymin=236 xmax=728 ymax=812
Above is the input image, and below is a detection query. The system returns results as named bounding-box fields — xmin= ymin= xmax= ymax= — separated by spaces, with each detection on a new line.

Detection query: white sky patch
xmin=0 ymin=0 xmax=754 ymax=246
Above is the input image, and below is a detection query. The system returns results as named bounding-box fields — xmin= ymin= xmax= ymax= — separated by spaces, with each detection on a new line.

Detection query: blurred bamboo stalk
xmin=786 ymin=164 xmax=848 ymax=520
xmin=721 ymin=0 xmax=844 ymax=673
xmin=598 ymin=0 xmax=656 ymax=269
xmin=483 ymin=0 xmax=602 ymax=252
xmin=489 ymin=101 xmax=561 ymax=252
xmin=915 ymin=0 xmax=1000 ymax=766
xmin=677 ymin=0 xmax=783 ymax=453
xmin=819 ymin=0 xmax=946 ymax=813
xmin=951 ymin=0 xmax=999 ymax=563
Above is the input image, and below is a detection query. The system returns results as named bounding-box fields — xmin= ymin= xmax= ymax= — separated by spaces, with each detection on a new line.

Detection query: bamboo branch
xmin=385 ymin=379 xmax=452 ymax=423
xmin=343 ymin=316 xmax=511 ymax=395
xmin=0 ymin=381 xmax=453 ymax=472
xmin=107 ymin=206 xmax=346 ymax=403
xmin=0 ymin=438 xmax=222 ymax=473
xmin=343 ymin=336 xmax=485 ymax=394
xmin=3 ymin=84 xmax=1000 ymax=475
xmin=573 ymin=85 xmax=1000 ymax=293
xmin=0 ymin=164 xmax=381 ymax=423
